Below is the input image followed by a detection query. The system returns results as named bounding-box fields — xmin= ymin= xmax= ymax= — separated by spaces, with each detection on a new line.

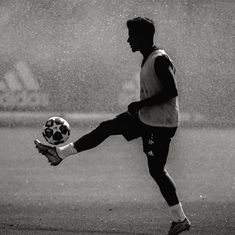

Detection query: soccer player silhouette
xmin=35 ymin=17 xmax=191 ymax=235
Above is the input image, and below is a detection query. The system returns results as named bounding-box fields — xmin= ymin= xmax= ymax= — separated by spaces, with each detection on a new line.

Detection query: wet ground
xmin=0 ymin=127 xmax=234 ymax=234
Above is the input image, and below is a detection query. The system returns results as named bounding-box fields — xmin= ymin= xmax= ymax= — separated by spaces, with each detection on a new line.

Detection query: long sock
xmin=170 ymin=202 xmax=187 ymax=222
xmin=57 ymin=143 xmax=77 ymax=159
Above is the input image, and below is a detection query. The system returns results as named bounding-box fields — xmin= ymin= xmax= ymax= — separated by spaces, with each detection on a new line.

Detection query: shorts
xmin=111 ymin=112 xmax=177 ymax=156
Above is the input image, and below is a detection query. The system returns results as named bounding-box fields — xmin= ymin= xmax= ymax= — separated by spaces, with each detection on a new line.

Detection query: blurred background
xmin=0 ymin=0 xmax=234 ymax=126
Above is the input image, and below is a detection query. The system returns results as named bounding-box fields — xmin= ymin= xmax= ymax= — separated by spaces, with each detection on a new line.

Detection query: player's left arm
xmin=128 ymin=55 xmax=178 ymax=114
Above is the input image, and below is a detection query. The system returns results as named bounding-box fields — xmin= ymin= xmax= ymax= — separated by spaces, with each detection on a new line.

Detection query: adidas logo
xmin=0 ymin=61 xmax=49 ymax=108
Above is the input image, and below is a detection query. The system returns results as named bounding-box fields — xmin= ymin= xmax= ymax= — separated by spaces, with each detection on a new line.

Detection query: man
xmin=34 ymin=17 xmax=191 ymax=235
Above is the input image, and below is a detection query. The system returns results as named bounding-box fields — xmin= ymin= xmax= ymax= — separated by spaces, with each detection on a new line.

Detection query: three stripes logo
xmin=0 ymin=61 xmax=49 ymax=108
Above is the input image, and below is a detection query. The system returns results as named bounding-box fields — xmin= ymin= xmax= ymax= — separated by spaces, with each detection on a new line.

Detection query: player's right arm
xmin=140 ymin=55 xmax=178 ymax=107
xmin=127 ymin=55 xmax=178 ymax=115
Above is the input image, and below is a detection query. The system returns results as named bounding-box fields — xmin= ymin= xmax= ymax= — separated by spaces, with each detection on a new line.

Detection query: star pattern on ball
xmin=52 ymin=123 xmax=63 ymax=135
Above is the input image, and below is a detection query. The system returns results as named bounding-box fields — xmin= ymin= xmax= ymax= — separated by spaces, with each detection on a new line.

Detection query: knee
xmin=148 ymin=167 xmax=166 ymax=184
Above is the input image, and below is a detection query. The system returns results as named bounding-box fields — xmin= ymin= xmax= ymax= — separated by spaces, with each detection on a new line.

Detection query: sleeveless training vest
xmin=138 ymin=49 xmax=179 ymax=127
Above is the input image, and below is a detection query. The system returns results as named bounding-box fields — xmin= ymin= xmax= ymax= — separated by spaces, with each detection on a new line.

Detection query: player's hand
xmin=34 ymin=139 xmax=63 ymax=166
xmin=127 ymin=101 xmax=142 ymax=115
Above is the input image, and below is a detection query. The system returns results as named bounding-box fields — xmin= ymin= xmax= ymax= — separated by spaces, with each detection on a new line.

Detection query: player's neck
xmin=141 ymin=45 xmax=158 ymax=60
xmin=140 ymin=45 xmax=158 ymax=67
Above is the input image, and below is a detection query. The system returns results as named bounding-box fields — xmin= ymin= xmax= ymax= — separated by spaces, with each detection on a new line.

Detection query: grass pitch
xmin=0 ymin=127 xmax=234 ymax=234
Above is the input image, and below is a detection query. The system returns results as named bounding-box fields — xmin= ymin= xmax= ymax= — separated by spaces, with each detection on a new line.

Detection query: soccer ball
xmin=42 ymin=117 xmax=70 ymax=145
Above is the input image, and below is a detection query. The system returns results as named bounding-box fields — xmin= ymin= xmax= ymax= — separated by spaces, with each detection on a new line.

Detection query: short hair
xmin=126 ymin=17 xmax=155 ymax=39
